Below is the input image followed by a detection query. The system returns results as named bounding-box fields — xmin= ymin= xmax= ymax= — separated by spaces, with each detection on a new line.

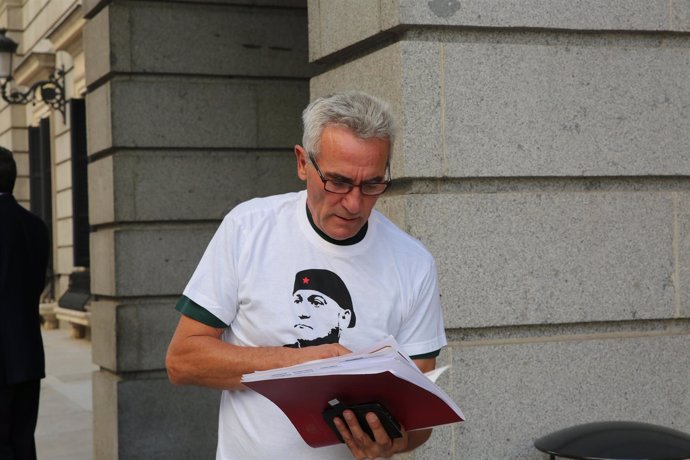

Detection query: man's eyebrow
xmin=307 ymin=294 xmax=327 ymax=303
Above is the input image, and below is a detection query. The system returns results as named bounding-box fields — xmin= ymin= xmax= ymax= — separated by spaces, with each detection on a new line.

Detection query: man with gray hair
xmin=167 ymin=91 xmax=446 ymax=459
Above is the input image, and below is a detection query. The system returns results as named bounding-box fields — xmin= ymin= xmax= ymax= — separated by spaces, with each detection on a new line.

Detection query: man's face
xmin=292 ymin=289 xmax=351 ymax=341
xmin=295 ymin=125 xmax=390 ymax=241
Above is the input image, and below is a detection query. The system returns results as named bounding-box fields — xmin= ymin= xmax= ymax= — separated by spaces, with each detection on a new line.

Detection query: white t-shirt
xmin=182 ymin=190 xmax=446 ymax=460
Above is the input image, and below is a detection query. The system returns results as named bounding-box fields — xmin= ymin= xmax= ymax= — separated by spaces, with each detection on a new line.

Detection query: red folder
xmin=242 ymin=337 xmax=464 ymax=448
xmin=245 ymin=370 xmax=464 ymax=447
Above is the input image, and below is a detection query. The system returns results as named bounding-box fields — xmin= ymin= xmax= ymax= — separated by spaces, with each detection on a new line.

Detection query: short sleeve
xmin=397 ymin=257 xmax=447 ymax=358
xmin=181 ymin=214 xmax=242 ymax=326
xmin=175 ymin=295 xmax=228 ymax=328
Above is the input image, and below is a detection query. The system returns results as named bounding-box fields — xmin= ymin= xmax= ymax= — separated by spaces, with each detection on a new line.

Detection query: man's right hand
xmin=166 ymin=315 xmax=351 ymax=390
xmin=294 ymin=343 xmax=351 ymax=363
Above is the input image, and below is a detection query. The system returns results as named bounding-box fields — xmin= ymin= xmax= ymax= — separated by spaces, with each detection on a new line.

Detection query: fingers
xmin=364 ymin=412 xmax=394 ymax=445
xmin=296 ymin=343 xmax=352 ymax=365
xmin=333 ymin=414 xmax=366 ymax=459
xmin=314 ymin=343 xmax=352 ymax=359
xmin=333 ymin=410 xmax=406 ymax=459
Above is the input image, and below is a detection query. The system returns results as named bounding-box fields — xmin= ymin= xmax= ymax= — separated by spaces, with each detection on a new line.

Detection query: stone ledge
xmin=40 ymin=302 xmax=59 ymax=330
xmin=55 ymin=306 xmax=91 ymax=339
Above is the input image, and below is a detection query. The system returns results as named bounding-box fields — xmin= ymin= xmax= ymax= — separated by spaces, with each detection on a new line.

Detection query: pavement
xmin=35 ymin=328 xmax=96 ymax=460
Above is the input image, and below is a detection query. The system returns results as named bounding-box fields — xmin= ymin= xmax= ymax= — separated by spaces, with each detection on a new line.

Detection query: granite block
xmin=383 ymin=191 xmax=676 ymax=328
xmin=672 ymin=0 xmax=690 ymax=31
xmin=152 ymin=0 xmax=306 ymax=5
xmin=314 ymin=31 xmax=690 ymax=178
xmin=117 ymin=378 xmax=219 ymax=460
xmin=88 ymin=150 xmax=302 ymax=225
xmin=113 ymin=225 xmax=216 ymax=297
xmin=84 ymin=0 xmax=307 ymax=19
xmin=56 ymin=218 xmax=72 ymax=247
xmin=87 ymin=155 xmax=114 ymax=225
xmin=90 ymin=228 xmax=116 ymax=296
xmin=86 ymin=2 xmax=311 ymax=85
xmin=91 ymin=300 xmax=118 ymax=372
xmin=399 ymin=0 xmax=674 ymax=31
xmin=315 ymin=34 xmax=690 ymax=178
xmin=309 ymin=0 xmax=384 ymax=61
xmin=54 ymin=158 xmax=71 ymax=192
xmin=310 ymin=43 xmax=402 ymax=115
xmin=92 ymin=371 xmax=118 ymax=460
xmin=91 ymin=300 xmax=182 ymax=372
xmin=442 ymin=33 xmax=690 ymax=177
xmin=679 ymin=192 xmax=690 ymax=318
xmin=105 ymin=77 xmax=306 ymax=150
xmin=309 ymin=1 xmax=684 ymax=61
xmin=55 ymin=246 xmax=73 ymax=276
xmin=55 ymin=189 xmax=72 ymax=219
xmin=90 ymin=224 xmax=217 ymax=297
xmin=310 ymin=43 xmax=405 ymax=163
xmin=93 ymin=372 xmax=220 ymax=460
xmin=85 ymin=82 xmax=112 ymax=156
xmin=54 ymin=132 xmax=71 ymax=164
xmin=399 ymin=41 xmax=444 ymax=178
xmin=83 ymin=4 xmax=121 ymax=87
xmin=448 ymin=334 xmax=690 ymax=458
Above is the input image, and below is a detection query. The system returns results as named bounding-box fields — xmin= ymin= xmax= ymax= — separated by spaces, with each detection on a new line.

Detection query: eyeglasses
xmin=308 ymin=153 xmax=391 ymax=196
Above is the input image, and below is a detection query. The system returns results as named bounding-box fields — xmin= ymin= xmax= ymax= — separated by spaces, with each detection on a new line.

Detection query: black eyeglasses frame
xmin=308 ymin=152 xmax=391 ymax=196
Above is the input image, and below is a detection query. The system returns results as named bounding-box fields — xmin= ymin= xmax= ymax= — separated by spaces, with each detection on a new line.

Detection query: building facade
xmin=1 ymin=0 xmax=688 ymax=458
xmin=0 ymin=0 xmax=88 ymax=334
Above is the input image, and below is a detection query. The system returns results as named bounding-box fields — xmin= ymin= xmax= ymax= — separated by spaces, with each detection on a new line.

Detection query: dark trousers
xmin=0 ymin=380 xmax=40 ymax=460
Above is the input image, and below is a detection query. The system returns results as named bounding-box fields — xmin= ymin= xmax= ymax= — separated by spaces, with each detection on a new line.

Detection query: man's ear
xmin=295 ymin=145 xmax=308 ymax=181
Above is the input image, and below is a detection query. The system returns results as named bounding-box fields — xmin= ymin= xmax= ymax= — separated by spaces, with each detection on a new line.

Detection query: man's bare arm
xmin=165 ymin=315 xmax=351 ymax=390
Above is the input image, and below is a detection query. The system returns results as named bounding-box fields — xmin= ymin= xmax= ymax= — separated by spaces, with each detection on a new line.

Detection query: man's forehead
xmin=316 ymin=148 xmax=390 ymax=180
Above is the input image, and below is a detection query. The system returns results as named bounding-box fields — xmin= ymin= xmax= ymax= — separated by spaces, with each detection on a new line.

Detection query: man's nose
xmin=341 ymin=186 xmax=363 ymax=214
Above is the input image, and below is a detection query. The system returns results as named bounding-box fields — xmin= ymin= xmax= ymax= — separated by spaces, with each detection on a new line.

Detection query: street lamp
xmin=0 ymin=28 xmax=66 ymax=121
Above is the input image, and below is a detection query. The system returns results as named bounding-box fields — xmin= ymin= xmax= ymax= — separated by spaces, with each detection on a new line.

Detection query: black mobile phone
xmin=322 ymin=399 xmax=402 ymax=443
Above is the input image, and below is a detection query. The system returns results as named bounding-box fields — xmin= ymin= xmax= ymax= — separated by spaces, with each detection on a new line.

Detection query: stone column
xmin=83 ymin=1 xmax=310 ymax=457
xmin=308 ymin=1 xmax=690 ymax=458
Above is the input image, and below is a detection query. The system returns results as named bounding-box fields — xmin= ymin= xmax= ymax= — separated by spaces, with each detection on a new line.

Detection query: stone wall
xmin=83 ymin=1 xmax=309 ymax=457
xmin=309 ymin=0 xmax=690 ymax=458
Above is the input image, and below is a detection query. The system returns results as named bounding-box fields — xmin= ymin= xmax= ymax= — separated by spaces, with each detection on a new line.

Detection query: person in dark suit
xmin=0 ymin=146 xmax=50 ymax=460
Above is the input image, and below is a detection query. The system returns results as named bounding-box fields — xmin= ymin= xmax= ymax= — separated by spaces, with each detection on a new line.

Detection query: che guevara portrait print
xmin=284 ymin=269 xmax=356 ymax=348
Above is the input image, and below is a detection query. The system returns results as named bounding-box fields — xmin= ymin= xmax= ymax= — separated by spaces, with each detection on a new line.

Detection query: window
xmin=70 ymin=99 xmax=89 ymax=267
xmin=28 ymin=118 xmax=53 ymax=249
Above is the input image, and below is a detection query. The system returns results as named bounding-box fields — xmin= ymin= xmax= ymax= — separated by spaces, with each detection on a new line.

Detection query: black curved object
xmin=534 ymin=421 xmax=690 ymax=460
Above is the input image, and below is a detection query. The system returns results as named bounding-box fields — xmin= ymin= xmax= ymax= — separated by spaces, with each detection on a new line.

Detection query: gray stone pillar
xmin=308 ymin=1 xmax=690 ymax=458
xmin=83 ymin=1 xmax=310 ymax=457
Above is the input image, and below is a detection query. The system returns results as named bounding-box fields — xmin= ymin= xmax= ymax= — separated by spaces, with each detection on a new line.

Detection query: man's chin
xmin=325 ymin=221 xmax=362 ymax=240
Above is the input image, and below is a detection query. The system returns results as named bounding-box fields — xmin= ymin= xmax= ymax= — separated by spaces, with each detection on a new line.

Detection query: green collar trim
xmin=305 ymin=205 xmax=367 ymax=246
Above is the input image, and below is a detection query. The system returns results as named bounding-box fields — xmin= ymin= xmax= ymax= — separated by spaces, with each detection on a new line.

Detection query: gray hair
xmin=301 ymin=91 xmax=395 ymax=158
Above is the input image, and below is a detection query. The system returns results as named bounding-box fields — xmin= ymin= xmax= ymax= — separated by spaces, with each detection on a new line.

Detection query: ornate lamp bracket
xmin=0 ymin=66 xmax=66 ymax=122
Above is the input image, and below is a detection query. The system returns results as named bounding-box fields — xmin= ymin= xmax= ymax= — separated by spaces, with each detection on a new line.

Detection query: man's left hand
xmin=333 ymin=409 xmax=408 ymax=460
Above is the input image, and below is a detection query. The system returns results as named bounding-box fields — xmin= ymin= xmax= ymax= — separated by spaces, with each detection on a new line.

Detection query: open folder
xmin=241 ymin=336 xmax=465 ymax=448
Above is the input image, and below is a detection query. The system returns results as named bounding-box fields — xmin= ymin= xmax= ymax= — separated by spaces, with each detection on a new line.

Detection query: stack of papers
xmin=241 ymin=336 xmax=465 ymax=448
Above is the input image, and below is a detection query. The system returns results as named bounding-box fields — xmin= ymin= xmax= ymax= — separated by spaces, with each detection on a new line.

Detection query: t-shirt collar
xmin=305 ymin=205 xmax=368 ymax=246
